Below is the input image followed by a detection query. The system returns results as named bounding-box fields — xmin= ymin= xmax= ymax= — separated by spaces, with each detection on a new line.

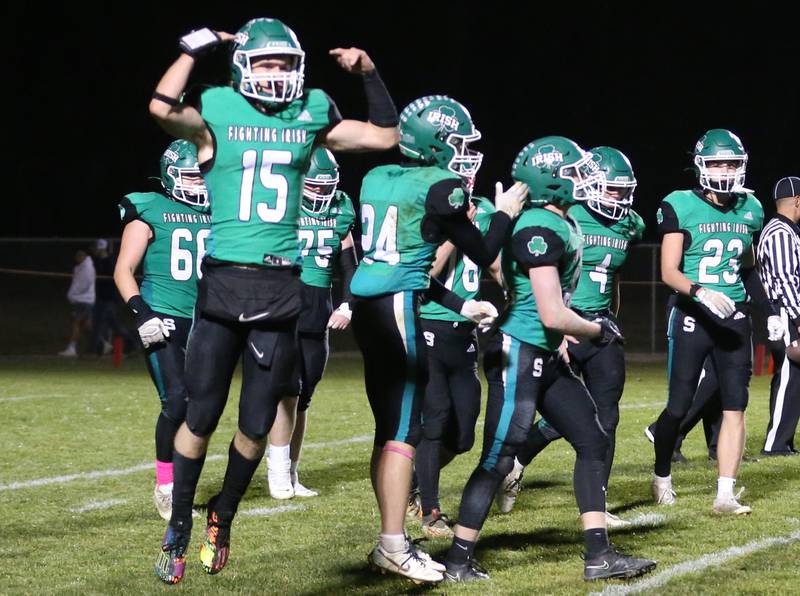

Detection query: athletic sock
xmin=171 ymin=451 xmax=206 ymax=528
xmin=155 ymin=460 xmax=173 ymax=486
xmin=379 ymin=533 xmax=406 ymax=553
xmin=717 ymin=476 xmax=736 ymax=499
xmin=584 ymin=527 xmax=610 ymax=557
xmin=446 ymin=535 xmax=476 ymax=566
xmin=215 ymin=440 xmax=263 ymax=519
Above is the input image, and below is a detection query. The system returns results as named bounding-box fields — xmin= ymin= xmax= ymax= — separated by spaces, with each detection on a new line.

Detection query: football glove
xmin=327 ymin=302 xmax=352 ymax=330
xmin=179 ymin=28 xmax=224 ymax=57
xmin=695 ymin=287 xmax=736 ymax=319
xmin=767 ymin=315 xmax=786 ymax=342
xmin=461 ymin=299 xmax=499 ymax=327
xmin=137 ymin=317 xmax=171 ymax=349
xmin=494 ymin=181 xmax=528 ymax=219
xmin=593 ymin=316 xmax=625 ymax=345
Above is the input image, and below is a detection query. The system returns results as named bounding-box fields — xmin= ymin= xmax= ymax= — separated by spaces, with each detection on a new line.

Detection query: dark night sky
xmin=5 ymin=4 xmax=799 ymax=241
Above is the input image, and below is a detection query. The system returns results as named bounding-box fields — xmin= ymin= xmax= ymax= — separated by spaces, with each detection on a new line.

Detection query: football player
xmin=350 ymin=95 xmax=526 ymax=583
xmin=114 ymin=140 xmax=210 ymax=521
xmin=148 ymin=18 xmax=400 ymax=584
xmin=266 ymin=147 xmax=358 ymax=499
xmin=443 ymin=137 xmax=656 ymax=583
xmin=495 ymin=147 xmax=644 ymax=528
xmin=651 ymin=129 xmax=763 ymax=514
xmin=414 ymin=192 xmax=502 ymax=539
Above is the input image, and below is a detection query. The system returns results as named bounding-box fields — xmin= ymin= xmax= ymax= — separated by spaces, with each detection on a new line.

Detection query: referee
xmin=758 ymin=176 xmax=800 ymax=456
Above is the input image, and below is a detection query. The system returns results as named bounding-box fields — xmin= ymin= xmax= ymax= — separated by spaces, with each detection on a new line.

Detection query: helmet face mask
xmin=231 ymin=18 xmax=305 ymax=106
xmin=160 ymin=141 xmax=208 ymax=207
xmin=693 ymin=129 xmax=748 ymax=193
xmin=399 ymin=95 xmax=483 ymax=180
xmin=302 ymin=148 xmax=339 ymax=215
xmin=585 ymin=146 xmax=636 ymax=220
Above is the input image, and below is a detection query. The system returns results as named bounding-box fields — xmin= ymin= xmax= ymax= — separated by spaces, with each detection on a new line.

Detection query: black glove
xmin=179 ymin=28 xmax=224 ymax=58
xmin=593 ymin=316 xmax=625 ymax=345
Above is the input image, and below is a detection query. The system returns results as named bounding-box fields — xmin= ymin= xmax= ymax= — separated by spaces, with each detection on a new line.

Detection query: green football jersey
xmin=500 ymin=207 xmax=583 ymax=350
xmin=657 ymin=190 xmax=763 ymax=301
xmin=569 ymin=205 xmax=645 ymax=313
xmin=298 ymin=190 xmax=356 ymax=288
xmin=351 ymin=165 xmax=468 ymax=297
xmin=419 ymin=196 xmax=495 ymax=321
xmin=119 ymin=192 xmax=211 ymax=318
xmin=199 ymin=86 xmax=339 ymax=266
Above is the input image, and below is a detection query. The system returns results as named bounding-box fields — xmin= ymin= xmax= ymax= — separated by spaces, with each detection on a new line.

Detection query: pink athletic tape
xmin=382 ymin=445 xmax=414 ymax=460
xmin=155 ymin=460 xmax=173 ymax=486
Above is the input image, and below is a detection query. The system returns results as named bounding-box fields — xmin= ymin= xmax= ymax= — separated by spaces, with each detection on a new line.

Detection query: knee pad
xmin=184 ymin=403 xmax=221 ymax=438
xmin=161 ymin=392 xmax=188 ymax=425
xmin=421 ymin=410 xmax=449 ymax=442
xmin=237 ymin=418 xmax=271 ymax=442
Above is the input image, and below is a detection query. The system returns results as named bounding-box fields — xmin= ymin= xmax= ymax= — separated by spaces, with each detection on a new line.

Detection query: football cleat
xmin=155 ymin=524 xmax=190 ymax=585
xmin=495 ymin=458 xmax=524 ymax=514
xmin=444 ymin=557 xmax=490 ymax=583
xmin=153 ymin=483 xmax=173 ymax=521
xmin=292 ymin=480 xmax=319 ymax=498
xmin=421 ymin=509 xmax=454 ymax=539
xmin=583 ymin=548 xmax=657 ymax=581
xmin=199 ymin=496 xmax=231 ymax=575
xmin=267 ymin=458 xmax=295 ymax=500
xmin=604 ymin=510 xmax=632 ymax=529
xmin=713 ymin=489 xmax=752 ymax=515
xmin=644 ymin=424 xmax=656 ymax=444
xmin=406 ymin=487 xmax=422 ymax=520
xmin=652 ymin=476 xmax=676 ymax=506
xmin=367 ymin=541 xmax=444 ymax=584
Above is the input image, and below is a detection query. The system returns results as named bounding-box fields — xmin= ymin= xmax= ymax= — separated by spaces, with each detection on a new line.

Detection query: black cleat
xmin=444 ymin=558 xmax=490 ymax=583
xmin=671 ymin=449 xmax=688 ymax=464
xmin=584 ymin=548 xmax=656 ymax=581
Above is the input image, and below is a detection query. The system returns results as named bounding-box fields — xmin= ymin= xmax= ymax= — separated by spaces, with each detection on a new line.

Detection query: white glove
xmin=460 ymin=299 xmax=499 ymax=327
xmin=327 ymin=302 xmax=352 ymax=330
xmin=179 ymin=28 xmax=224 ymax=57
xmin=767 ymin=315 xmax=786 ymax=342
xmin=494 ymin=181 xmax=529 ymax=218
xmin=695 ymin=287 xmax=736 ymax=319
xmin=138 ymin=317 xmax=170 ymax=348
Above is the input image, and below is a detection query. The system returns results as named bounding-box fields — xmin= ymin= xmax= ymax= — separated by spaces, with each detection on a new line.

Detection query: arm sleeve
xmin=743 ymin=265 xmax=773 ymax=315
xmin=422 ymin=178 xmax=511 ymax=267
xmin=337 ymin=245 xmax=358 ymax=304
xmin=510 ymin=226 xmax=566 ymax=270
xmin=422 ymin=276 xmax=466 ymax=314
xmin=362 ymin=69 xmax=398 ymax=127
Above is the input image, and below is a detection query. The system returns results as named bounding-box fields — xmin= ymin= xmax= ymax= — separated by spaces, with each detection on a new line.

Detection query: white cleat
xmin=153 ymin=482 xmax=173 ymax=521
xmin=292 ymin=480 xmax=319 ymax=498
xmin=713 ymin=489 xmax=752 ymax=515
xmin=495 ymin=458 xmax=524 ymax=513
xmin=58 ymin=345 xmax=77 ymax=357
xmin=367 ymin=542 xmax=444 ymax=584
xmin=605 ymin=510 xmax=632 ymax=528
xmin=651 ymin=477 xmax=676 ymax=506
xmin=267 ymin=459 xmax=295 ymax=500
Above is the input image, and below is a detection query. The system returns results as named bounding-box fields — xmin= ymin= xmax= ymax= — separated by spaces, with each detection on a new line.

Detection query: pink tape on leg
xmin=382 ymin=445 xmax=414 ymax=460
xmin=156 ymin=460 xmax=173 ymax=486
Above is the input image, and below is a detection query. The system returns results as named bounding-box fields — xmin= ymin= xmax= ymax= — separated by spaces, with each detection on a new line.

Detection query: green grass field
xmin=1 ymin=355 xmax=798 ymax=595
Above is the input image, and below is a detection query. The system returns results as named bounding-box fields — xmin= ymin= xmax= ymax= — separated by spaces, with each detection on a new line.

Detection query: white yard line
xmin=69 ymin=498 xmax=128 ymax=513
xmin=0 ymin=434 xmax=372 ymax=492
xmin=624 ymin=512 xmax=667 ymax=527
xmin=239 ymin=504 xmax=306 ymax=517
xmin=0 ymin=394 xmax=68 ymax=403
xmin=593 ymin=530 xmax=800 ymax=595
xmin=619 ymin=401 xmax=663 ymax=410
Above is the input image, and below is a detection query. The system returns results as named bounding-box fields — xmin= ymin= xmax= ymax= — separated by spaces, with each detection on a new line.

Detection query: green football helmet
xmin=511 ymin=136 xmax=604 ymax=207
xmin=160 ymin=140 xmax=208 ymax=207
xmin=587 ymin=146 xmax=636 ymax=221
xmin=231 ymin=18 xmax=305 ymax=106
xmin=303 ymin=148 xmax=339 ymax=215
xmin=693 ymin=129 xmax=748 ymax=193
xmin=398 ymin=95 xmax=482 ymax=179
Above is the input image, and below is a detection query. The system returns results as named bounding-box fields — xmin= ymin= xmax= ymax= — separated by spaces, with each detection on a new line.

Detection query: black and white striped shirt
xmin=758 ymin=214 xmax=800 ymax=325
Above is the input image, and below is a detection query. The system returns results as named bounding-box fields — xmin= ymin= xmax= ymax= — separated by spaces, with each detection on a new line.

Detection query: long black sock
xmin=446 ymin=535 xmax=476 ymax=566
xmin=155 ymin=413 xmax=181 ymax=463
xmin=171 ymin=450 xmax=206 ymax=528
xmin=584 ymin=528 xmax=610 ymax=557
xmin=654 ymin=409 xmax=683 ymax=477
xmin=416 ymin=438 xmax=442 ymax=516
xmin=214 ymin=440 xmax=264 ymax=519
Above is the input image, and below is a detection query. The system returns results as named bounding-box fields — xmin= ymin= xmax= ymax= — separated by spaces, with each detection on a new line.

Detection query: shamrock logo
xmin=527 ymin=236 xmax=548 ymax=256
xmin=656 ymin=208 xmax=664 ymax=225
xmin=448 ymin=188 xmax=465 ymax=208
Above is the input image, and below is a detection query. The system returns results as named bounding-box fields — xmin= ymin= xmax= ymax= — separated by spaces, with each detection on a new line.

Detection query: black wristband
xmin=151 ymin=92 xmax=179 ymax=107
xmin=127 ymin=295 xmax=156 ymax=326
xmin=338 ymin=245 xmax=358 ymax=304
xmin=362 ymin=69 xmax=399 ymax=127
xmin=689 ymin=283 xmax=702 ymax=298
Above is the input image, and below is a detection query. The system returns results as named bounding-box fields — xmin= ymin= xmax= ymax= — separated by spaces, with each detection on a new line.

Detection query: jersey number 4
xmin=238 ymin=149 xmax=292 ymax=223
xmin=588 ymin=253 xmax=613 ymax=294
xmin=170 ymin=228 xmax=210 ymax=281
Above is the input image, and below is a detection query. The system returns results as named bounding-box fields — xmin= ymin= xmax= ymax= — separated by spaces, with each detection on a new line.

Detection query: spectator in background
xmin=59 ymin=247 xmax=95 ymax=357
xmin=92 ymin=238 xmax=121 ymax=355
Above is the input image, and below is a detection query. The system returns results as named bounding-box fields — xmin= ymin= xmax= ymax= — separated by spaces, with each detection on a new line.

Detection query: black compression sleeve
xmin=362 ymin=70 xmax=398 ymax=127
xmin=423 ymin=277 xmax=466 ymax=314
xmin=432 ymin=211 xmax=512 ymax=268
xmin=743 ymin=266 xmax=774 ymax=315
xmin=337 ymin=245 xmax=358 ymax=303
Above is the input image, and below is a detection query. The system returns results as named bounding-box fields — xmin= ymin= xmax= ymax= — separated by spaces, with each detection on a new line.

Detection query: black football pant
xmin=763 ymin=307 xmax=800 ymax=453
